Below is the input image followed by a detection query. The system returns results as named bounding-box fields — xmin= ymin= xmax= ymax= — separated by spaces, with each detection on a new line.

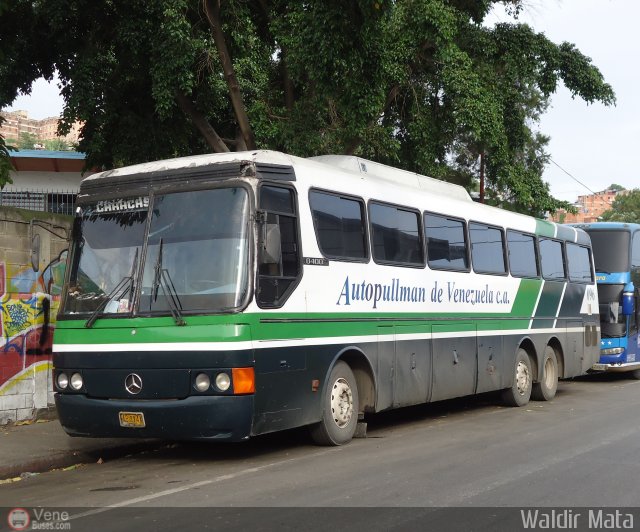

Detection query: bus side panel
xmin=531 ymin=281 xmax=565 ymax=329
xmin=430 ymin=323 xmax=476 ymax=402
xmin=476 ymin=333 xmax=504 ymax=394
xmin=252 ymin=344 xmax=308 ymax=435
xmin=559 ymin=282 xmax=600 ymax=375
xmin=376 ymin=326 xmax=394 ymax=411
xmin=393 ymin=325 xmax=431 ymax=408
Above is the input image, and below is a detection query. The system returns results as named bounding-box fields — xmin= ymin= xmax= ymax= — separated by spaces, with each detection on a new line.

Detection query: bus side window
xmin=566 ymin=243 xmax=593 ymax=283
xmin=424 ymin=213 xmax=469 ymax=271
xmin=309 ymin=190 xmax=368 ymax=261
xmin=369 ymin=202 xmax=424 ymax=266
xmin=539 ymin=238 xmax=566 ymax=281
xmin=257 ymin=185 xmax=301 ymax=308
xmin=469 ymin=222 xmax=506 ymax=275
xmin=507 ymin=230 xmax=539 ymax=278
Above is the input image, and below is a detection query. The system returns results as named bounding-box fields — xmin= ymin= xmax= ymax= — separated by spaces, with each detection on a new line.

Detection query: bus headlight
xmin=57 ymin=372 xmax=69 ymax=390
xmin=194 ymin=373 xmax=211 ymax=392
xmin=70 ymin=372 xmax=84 ymax=390
xmin=215 ymin=372 xmax=231 ymax=392
xmin=601 ymin=347 xmax=624 ymax=356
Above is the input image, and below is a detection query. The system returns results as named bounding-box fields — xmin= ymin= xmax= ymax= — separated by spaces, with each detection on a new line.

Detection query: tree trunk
xmin=175 ymin=92 xmax=229 ymax=152
xmin=203 ymin=0 xmax=256 ymax=150
xmin=479 ymin=151 xmax=485 ymax=203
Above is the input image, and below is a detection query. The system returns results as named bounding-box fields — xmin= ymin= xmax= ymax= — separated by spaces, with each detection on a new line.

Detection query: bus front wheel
xmin=310 ymin=361 xmax=359 ymax=446
xmin=502 ymin=348 xmax=532 ymax=407
xmin=531 ymin=346 xmax=558 ymax=401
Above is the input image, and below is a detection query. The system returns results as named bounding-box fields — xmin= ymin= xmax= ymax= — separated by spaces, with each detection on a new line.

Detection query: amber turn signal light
xmin=232 ymin=367 xmax=255 ymax=394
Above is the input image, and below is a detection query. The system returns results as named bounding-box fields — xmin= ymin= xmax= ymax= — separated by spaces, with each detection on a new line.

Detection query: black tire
xmin=630 ymin=369 xmax=640 ymax=380
xmin=501 ymin=348 xmax=532 ymax=407
xmin=531 ymin=346 xmax=559 ymax=401
xmin=310 ymin=361 xmax=359 ymax=446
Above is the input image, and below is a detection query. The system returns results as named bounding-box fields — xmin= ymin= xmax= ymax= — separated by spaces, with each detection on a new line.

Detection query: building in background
xmin=1 ymin=150 xmax=95 ymax=215
xmin=550 ymin=188 xmax=627 ymax=224
xmin=0 ymin=110 xmax=82 ymax=146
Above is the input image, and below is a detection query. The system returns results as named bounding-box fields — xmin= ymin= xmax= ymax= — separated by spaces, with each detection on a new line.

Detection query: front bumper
xmin=591 ymin=362 xmax=640 ymax=373
xmin=55 ymin=393 xmax=254 ymax=441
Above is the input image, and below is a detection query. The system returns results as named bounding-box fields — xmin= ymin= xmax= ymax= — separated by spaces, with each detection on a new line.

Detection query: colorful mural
xmin=0 ymin=251 xmax=66 ymax=398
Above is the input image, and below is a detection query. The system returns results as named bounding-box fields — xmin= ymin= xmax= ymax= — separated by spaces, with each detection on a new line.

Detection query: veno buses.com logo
xmin=7 ymin=508 xmax=30 ymax=531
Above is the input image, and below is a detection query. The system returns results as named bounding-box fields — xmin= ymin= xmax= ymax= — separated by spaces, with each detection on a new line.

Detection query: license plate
xmin=591 ymin=363 xmax=607 ymax=371
xmin=119 ymin=411 xmax=146 ymax=428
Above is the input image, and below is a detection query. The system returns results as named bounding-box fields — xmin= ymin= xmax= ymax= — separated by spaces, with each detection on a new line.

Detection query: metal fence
xmin=0 ymin=188 xmax=77 ymax=215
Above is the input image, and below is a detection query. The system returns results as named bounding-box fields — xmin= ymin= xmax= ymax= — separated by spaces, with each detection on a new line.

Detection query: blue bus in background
xmin=571 ymin=222 xmax=640 ymax=379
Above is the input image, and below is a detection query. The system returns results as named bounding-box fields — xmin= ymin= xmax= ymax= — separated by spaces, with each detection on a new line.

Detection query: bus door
xmin=430 ymin=323 xmax=477 ymax=402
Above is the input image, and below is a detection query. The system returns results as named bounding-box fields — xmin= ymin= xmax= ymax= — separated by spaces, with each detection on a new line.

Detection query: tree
xmin=600 ymin=190 xmax=640 ymax=223
xmin=16 ymin=132 xmax=38 ymax=150
xmin=0 ymin=116 xmax=15 ymax=188
xmin=0 ymin=1 xmax=615 ymax=215
xmin=44 ymin=138 xmax=72 ymax=151
xmin=607 ymin=183 xmax=625 ymax=191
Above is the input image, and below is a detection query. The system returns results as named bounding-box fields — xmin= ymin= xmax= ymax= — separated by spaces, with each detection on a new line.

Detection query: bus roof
xmin=83 ymin=150 xmax=471 ymax=201
xmin=570 ymin=222 xmax=640 ymax=232
xmin=81 ymin=150 xmax=582 ymax=241
xmin=309 ymin=155 xmax=472 ymax=202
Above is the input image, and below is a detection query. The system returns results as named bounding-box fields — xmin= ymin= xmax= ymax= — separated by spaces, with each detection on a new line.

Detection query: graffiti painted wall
xmin=0 ymin=208 xmax=70 ymax=425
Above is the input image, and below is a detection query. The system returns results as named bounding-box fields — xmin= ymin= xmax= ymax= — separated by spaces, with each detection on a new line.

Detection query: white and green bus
xmin=53 ymin=151 xmax=600 ymax=445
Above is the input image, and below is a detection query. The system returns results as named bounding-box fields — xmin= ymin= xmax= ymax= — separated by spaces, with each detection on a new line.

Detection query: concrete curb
xmin=0 ymin=441 xmax=165 ymax=481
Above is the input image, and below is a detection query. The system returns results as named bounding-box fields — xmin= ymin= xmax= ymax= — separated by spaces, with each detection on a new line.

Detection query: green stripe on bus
xmin=536 ymin=219 xmax=557 ymax=238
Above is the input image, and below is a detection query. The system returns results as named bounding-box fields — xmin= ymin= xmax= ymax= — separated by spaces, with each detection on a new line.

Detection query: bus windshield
xmin=62 ymin=187 xmax=250 ymax=317
xmin=586 ymin=230 xmax=630 ymax=273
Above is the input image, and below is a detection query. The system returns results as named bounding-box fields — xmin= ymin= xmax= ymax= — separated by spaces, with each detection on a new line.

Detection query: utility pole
xmin=479 ymin=151 xmax=485 ymax=203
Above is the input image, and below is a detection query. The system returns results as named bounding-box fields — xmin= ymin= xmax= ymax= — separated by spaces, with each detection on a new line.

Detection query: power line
xmin=549 ymin=159 xmax=597 ymax=195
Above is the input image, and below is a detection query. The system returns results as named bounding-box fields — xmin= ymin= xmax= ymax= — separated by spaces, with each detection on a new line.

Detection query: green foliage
xmin=16 ymin=132 xmax=38 ymax=149
xmin=607 ymin=183 xmax=625 ymax=191
xmin=44 ymin=138 xmax=72 ymax=151
xmin=0 ymin=116 xmax=15 ymax=188
xmin=0 ymin=0 xmax=616 ymax=215
xmin=600 ymin=190 xmax=640 ymax=223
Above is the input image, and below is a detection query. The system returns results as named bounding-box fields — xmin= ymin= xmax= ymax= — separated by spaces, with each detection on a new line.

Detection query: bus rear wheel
xmin=310 ymin=361 xmax=359 ymax=446
xmin=532 ymin=346 xmax=558 ymax=401
xmin=502 ymin=348 xmax=532 ymax=407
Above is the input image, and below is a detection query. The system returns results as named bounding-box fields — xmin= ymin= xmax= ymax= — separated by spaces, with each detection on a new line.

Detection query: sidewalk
xmin=0 ymin=415 xmax=162 ymax=480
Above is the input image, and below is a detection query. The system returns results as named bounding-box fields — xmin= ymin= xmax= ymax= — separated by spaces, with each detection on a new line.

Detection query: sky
xmin=4 ymin=0 xmax=639 ymax=203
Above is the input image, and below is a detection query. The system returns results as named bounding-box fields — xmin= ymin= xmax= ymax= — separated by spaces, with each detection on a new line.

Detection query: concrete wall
xmin=0 ymin=207 xmax=70 ymax=425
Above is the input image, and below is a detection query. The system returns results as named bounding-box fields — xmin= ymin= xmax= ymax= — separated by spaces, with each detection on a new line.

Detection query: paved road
xmin=2 ymin=374 xmax=640 ymax=530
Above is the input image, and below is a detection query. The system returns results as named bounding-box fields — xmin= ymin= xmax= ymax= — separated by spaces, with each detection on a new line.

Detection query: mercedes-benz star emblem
xmin=125 ymin=373 xmax=143 ymax=395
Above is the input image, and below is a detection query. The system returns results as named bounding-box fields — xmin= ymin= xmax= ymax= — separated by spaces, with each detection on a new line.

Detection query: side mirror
xmin=31 ymin=233 xmax=41 ymax=272
xmin=622 ymin=288 xmax=635 ymax=316
xmin=260 ymin=224 xmax=281 ymax=265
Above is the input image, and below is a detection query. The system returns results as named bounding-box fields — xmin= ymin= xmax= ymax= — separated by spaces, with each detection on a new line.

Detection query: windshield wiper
xmin=84 ymin=275 xmax=132 ymax=328
xmin=84 ymin=249 xmax=140 ymax=329
xmin=151 ymin=238 xmax=186 ymax=326
xmin=128 ymin=247 xmax=139 ymax=302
